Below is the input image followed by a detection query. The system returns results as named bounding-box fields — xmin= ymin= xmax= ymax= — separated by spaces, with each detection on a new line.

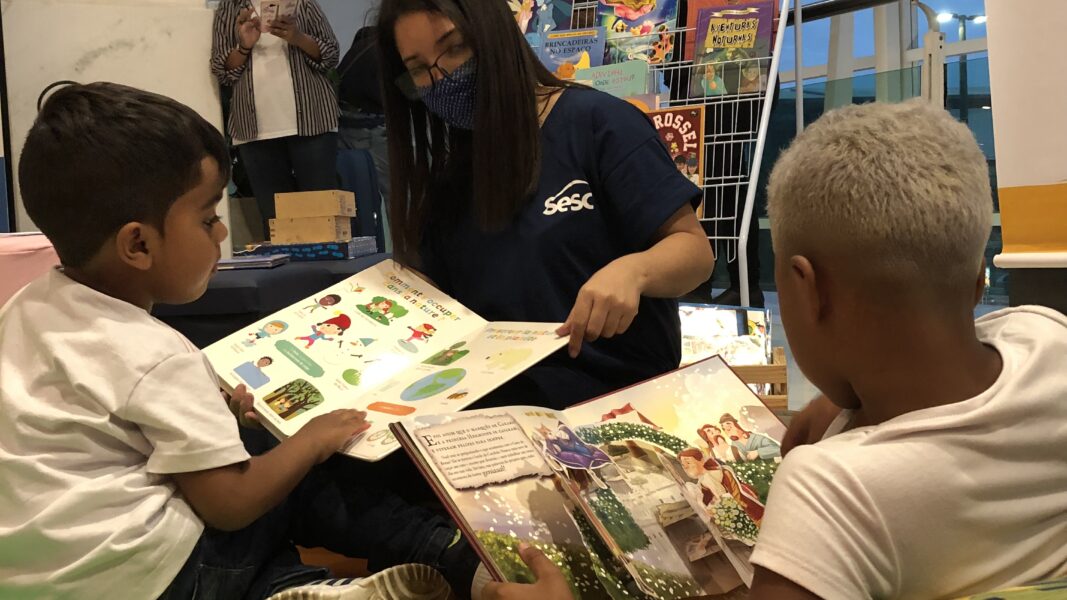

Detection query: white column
xmin=824 ymin=13 xmax=854 ymax=110
xmin=874 ymin=0 xmax=908 ymax=101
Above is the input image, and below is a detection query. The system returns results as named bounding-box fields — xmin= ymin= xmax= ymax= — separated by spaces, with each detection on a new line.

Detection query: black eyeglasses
xmin=395 ymin=40 xmax=473 ymax=101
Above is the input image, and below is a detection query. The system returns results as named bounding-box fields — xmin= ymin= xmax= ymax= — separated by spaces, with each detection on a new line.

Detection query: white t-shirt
xmin=236 ymin=0 xmax=299 ymax=145
xmin=751 ymin=306 xmax=1067 ymax=600
xmin=0 ymin=270 xmax=251 ymax=599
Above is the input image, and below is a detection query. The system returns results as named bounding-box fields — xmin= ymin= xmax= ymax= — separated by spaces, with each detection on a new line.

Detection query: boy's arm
xmin=780 ymin=394 xmax=841 ymax=456
xmin=172 ymin=408 xmax=369 ymax=531
xmin=750 ymin=567 xmax=824 ymax=600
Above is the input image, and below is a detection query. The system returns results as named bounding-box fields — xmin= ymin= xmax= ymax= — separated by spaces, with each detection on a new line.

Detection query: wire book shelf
xmin=547 ymin=0 xmax=791 ymax=304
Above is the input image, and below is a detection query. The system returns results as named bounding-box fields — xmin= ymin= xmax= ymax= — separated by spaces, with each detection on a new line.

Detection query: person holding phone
xmin=210 ymin=0 xmax=341 ymax=237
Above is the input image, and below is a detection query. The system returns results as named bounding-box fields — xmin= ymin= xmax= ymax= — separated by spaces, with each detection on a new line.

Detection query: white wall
xmin=317 ymin=0 xmax=379 ymax=56
xmin=2 ymin=0 xmax=232 ymax=254
xmin=985 ymin=0 xmax=1067 ymax=263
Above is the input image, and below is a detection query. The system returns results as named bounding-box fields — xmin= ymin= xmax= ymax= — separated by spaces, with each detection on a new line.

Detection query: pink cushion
xmin=0 ymin=234 xmax=60 ymax=307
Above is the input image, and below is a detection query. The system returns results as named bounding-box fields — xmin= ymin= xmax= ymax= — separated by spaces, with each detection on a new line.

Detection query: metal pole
xmin=739 ymin=0 xmax=794 ymax=308
xmin=958 ymin=16 xmax=969 ymax=122
xmin=794 ymin=0 xmax=805 ymax=134
xmin=0 ymin=6 xmax=14 ymax=232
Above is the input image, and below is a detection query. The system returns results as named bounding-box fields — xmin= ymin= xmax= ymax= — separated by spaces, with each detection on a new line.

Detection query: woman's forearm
xmin=293 ymin=33 xmax=322 ymax=61
xmin=224 ymin=46 xmax=250 ymax=71
xmin=625 ymin=229 xmax=715 ymax=298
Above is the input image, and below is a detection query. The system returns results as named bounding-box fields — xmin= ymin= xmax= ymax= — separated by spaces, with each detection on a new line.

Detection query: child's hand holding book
xmin=295 ymin=410 xmax=372 ymax=463
xmin=483 ymin=544 xmax=574 ymax=600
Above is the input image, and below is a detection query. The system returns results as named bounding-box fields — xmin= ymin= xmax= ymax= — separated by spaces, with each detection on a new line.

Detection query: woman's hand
xmin=483 ymin=544 xmax=574 ymax=600
xmin=236 ymin=7 xmax=261 ymax=49
xmin=557 ymin=256 xmax=645 ymax=358
xmin=269 ymin=15 xmax=304 ymax=44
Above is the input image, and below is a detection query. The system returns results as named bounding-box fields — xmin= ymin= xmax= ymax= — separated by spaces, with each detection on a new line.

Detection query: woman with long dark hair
xmin=376 ymin=0 xmax=714 ymax=409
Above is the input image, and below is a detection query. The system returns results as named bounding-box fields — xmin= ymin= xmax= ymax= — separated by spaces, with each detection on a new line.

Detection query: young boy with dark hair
xmin=484 ymin=101 xmax=1067 ymax=600
xmin=0 ymin=82 xmax=477 ymax=599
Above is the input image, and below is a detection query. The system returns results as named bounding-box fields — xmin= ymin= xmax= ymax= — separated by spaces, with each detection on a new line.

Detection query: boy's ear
xmin=789 ymin=254 xmax=825 ymax=324
xmin=973 ymin=257 xmax=988 ymax=307
xmin=114 ymin=222 xmax=157 ymax=271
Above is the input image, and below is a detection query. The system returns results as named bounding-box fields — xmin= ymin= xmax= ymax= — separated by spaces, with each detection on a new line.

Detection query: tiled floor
xmin=740 ymin=290 xmax=1007 ymax=412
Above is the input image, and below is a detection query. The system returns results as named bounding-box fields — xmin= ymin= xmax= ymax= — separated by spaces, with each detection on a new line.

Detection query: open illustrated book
xmin=391 ymin=356 xmax=785 ymax=599
xmin=203 ymin=260 xmax=567 ymax=461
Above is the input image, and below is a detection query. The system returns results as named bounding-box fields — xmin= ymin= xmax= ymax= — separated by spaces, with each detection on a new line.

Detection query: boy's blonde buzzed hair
xmin=767 ymin=100 xmax=992 ymax=289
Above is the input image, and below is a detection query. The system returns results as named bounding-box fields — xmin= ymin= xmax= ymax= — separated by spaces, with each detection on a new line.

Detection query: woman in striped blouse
xmin=211 ymin=0 xmax=341 ymax=237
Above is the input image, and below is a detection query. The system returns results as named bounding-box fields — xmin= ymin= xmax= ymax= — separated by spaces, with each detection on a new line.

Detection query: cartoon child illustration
xmin=405 ymin=323 xmax=437 ymax=344
xmin=720 ymin=413 xmax=781 ymax=461
xmin=304 ymin=294 xmax=341 ymax=313
xmin=244 ymin=320 xmax=288 ymax=347
xmin=357 ymin=296 xmax=408 ymax=325
xmin=296 ymin=314 xmax=351 ymax=349
xmin=701 ymin=59 xmax=726 ymax=96
xmin=685 ymin=154 xmax=702 ymax=186
xmin=366 ymin=298 xmax=395 ymax=317
xmin=679 ymin=448 xmax=764 ymax=530
xmin=674 ymin=154 xmax=688 ymax=176
xmin=233 ymin=356 xmax=274 ymax=390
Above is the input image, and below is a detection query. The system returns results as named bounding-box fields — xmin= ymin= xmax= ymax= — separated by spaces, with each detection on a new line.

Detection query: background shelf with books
xmin=518 ymin=0 xmax=789 ymax=303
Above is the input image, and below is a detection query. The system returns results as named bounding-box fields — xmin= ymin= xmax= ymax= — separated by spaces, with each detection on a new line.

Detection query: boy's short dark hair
xmin=19 ymin=82 xmax=231 ymax=267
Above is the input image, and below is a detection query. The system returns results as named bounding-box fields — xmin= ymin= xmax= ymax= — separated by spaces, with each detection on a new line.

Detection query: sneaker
xmin=268 ymin=563 xmax=451 ymax=600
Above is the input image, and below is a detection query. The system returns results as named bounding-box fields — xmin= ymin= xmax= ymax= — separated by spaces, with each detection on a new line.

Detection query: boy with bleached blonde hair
xmin=747 ymin=100 xmax=1067 ymax=599
xmin=478 ymin=101 xmax=1067 ymax=600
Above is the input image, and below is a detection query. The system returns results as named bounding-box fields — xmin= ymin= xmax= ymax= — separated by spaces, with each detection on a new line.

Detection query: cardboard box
xmin=274 ymin=190 xmax=356 ymax=219
xmin=269 ymin=216 xmax=352 ymax=244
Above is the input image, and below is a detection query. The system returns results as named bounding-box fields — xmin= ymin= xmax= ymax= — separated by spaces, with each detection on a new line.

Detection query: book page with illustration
xmin=204 ymin=260 xmax=565 ymax=461
xmin=395 ymin=357 xmax=785 ymax=597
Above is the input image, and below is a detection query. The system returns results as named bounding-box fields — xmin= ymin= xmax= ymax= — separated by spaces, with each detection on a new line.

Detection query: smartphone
xmin=259 ymin=1 xmax=280 ymax=31
xmin=278 ymin=0 xmax=298 ymax=18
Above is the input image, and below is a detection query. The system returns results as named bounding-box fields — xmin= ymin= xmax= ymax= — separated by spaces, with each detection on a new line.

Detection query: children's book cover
xmin=688 ymin=0 xmax=774 ymax=98
xmin=682 ymin=0 xmax=780 ymax=62
xmin=679 ymin=304 xmax=770 ymax=368
xmin=574 ymin=60 xmax=650 ymax=98
xmin=204 ymin=260 xmax=566 ymax=462
xmin=645 ymin=105 xmax=706 ymax=193
xmin=538 ymin=28 xmax=607 ymax=80
xmin=394 ymin=356 xmax=785 ymax=598
xmin=598 ymin=0 xmax=679 ymax=65
xmin=510 ymin=0 xmax=574 ymax=36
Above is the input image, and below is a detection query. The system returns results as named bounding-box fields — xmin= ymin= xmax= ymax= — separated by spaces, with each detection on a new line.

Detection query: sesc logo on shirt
xmin=542 ymin=180 xmax=595 ymax=216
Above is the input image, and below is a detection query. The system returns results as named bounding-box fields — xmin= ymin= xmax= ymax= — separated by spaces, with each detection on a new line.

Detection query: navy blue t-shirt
xmin=421 ymin=88 xmax=701 ymax=409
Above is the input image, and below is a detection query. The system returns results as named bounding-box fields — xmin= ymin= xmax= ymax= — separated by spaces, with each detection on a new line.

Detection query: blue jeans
xmin=158 ymin=430 xmax=476 ymax=599
xmin=238 ymin=133 xmax=340 ymax=237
